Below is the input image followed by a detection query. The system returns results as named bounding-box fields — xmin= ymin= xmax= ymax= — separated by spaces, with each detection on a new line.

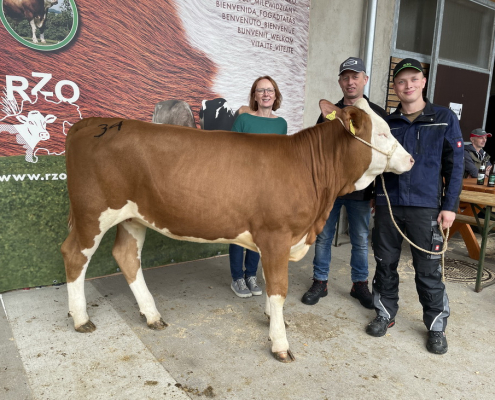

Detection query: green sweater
xmin=231 ymin=113 xmax=287 ymax=135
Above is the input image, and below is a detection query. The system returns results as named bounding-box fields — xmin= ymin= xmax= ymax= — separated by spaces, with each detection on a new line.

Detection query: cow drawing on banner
xmin=3 ymin=0 xmax=58 ymax=44
xmin=0 ymin=110 xmax=57 ymax=162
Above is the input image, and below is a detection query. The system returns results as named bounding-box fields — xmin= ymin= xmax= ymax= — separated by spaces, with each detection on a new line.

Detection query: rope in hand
xmin=380 ymin=174 xmax=450 ymax=282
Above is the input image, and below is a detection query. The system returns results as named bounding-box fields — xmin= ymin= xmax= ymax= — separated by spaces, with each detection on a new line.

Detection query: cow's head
xmin=16 ymin=111 xmax=57 ymax=148
xmin=319 ymin=99 xmax=414 ymax=191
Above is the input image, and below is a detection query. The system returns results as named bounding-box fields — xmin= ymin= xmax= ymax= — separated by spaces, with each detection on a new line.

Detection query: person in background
xmin=301 ymin=57 xmax=387 ymax=309
xmin=464 ymin=128 xmax=492 ymax=178
xmin=367 ymin=58 xmax=464 ymax=355
xmin=229 ymin=75 xmax=288 ymax=298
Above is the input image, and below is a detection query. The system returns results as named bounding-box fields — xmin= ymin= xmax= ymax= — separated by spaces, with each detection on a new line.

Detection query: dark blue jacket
xmin=375 ymin=99 xmax=464 ymax=212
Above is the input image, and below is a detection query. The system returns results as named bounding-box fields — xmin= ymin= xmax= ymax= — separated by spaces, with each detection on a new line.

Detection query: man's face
xmin=338 ymin=70 xmax=368 ymax=101
xmin=471 ymin=135 xmax=488 ymax=150
xmin=393 ymin=69 xmax=426 ymax=106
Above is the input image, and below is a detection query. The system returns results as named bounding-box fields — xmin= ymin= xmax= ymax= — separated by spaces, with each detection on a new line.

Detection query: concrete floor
xmin=1 ymin=232 xmax=495 ymax=400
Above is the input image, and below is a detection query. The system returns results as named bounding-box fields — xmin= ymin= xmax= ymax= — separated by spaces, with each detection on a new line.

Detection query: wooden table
xmin=452 ymin=178 xmax=495 ymax=292
xmin=449 ymin=178 xmax=495 ymax=260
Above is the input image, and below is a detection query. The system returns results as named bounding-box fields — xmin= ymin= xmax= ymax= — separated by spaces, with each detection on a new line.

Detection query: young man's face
xmin=338 ymin=70 xmax=368 ymax=101
xmin=393 ymin=69 xmax=427 ymax=107
xmin=471 ymin=135 xmax=488 ymax=150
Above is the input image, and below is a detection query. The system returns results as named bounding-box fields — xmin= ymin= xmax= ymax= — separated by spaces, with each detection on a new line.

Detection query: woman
xmin=229 ymin=75 xmax=288 ymax=298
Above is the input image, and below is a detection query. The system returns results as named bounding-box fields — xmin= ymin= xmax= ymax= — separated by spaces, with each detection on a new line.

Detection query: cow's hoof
xmin=148 ymin=318 xmax=168 ymax=330
xmin=272 ymin=349 xmax=295 ymax=363
xmin=75 ymin=320 xmax=96 ymax=333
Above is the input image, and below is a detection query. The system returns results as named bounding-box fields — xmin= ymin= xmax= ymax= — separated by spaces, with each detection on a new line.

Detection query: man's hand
xmin=486 ymin=165 xmax=492 ymax=176
xmin=438 ymin=210 xmax=456 ymax=229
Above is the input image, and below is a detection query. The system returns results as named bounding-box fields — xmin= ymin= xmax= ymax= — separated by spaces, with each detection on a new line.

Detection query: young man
xmin=367 ymin=58 xmax=464 ymax=355
xmin=464 ymin=128 xmax=492 ymax=178
xmin=301 ymin=57 xmax=387 ymax=309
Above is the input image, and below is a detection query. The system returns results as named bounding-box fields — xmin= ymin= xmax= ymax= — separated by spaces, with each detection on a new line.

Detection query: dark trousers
xmin=371 ymin=206 xmax=450 ymax=331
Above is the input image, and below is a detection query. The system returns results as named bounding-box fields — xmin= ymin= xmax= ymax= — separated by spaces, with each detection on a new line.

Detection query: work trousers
xmin=371 ymin=206 xmax=450 ymax=332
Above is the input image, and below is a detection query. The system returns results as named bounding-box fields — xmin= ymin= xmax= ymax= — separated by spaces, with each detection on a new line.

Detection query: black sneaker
xmin=301 ymin=279 xmax=328 ymax=305
xmin=350 ymin=281 xmax=374 ymax=309
xmin=426 ymin=331 xmax=448 ymax=354
xmin=366 ymin=316 xmax=395 ymax=337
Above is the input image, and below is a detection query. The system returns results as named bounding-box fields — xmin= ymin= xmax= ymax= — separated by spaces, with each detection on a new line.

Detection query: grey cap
xmin=471 ymin=128 xmax=492 ymax=138
xmin=339 ymin=57 xmax=366 ymax=75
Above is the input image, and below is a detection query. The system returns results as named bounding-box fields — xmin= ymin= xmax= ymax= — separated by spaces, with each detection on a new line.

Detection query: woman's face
xmin=254 ymin=78 xmax=276 ymax=110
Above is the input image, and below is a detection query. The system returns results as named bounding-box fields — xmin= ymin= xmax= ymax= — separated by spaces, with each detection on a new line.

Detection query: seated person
xmin=464 ymin=128 xmax=492 ymax=178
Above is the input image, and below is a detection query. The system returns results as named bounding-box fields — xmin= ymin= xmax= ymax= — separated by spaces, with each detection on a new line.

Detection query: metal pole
xmin=364 ymin=0 xmax=378 ymax=98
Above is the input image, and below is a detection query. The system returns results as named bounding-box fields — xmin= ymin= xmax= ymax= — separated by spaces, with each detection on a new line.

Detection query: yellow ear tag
xmin=325 ymin=111 xmax=336 ymax=121
xmin=349 ymin=120 xmax=356 ymax=135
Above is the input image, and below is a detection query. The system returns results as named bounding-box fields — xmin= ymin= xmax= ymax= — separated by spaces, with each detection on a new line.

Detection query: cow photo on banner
xmin=0 ymin=0 xmax=311 ymax=292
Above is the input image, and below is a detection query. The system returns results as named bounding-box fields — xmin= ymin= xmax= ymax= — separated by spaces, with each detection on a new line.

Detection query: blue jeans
xmin=313 ymin=198 xmax=371 ymax=282
xmin=229 ymin=244 xmax=260 ymax=280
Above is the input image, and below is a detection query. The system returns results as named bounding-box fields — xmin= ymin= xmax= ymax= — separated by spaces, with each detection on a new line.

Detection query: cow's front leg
xmin=112 ymin=221 xmax=166 ymax=330
xmin=258 ymin=236 xmax=295 ymax=363
xmin=29 ymin=20 xmax=38 ymax=43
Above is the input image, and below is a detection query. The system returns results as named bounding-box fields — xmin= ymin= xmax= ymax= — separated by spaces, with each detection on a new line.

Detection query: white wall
xmin=303 ymin=0 xmax=396 ymax=128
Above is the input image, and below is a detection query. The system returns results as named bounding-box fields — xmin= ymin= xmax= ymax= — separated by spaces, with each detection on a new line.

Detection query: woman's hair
xmin=249 ymin=75 xmax=283 ymax=111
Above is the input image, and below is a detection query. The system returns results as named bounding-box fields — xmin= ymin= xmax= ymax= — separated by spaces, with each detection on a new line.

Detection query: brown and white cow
xmin=3 ymin=0 xmax=58 ymax=44
xmin=61 ymin=99 xmax=414 ymax=362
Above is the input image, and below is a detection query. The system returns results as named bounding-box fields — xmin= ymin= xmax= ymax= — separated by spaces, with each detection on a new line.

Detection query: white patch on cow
xmin=121 ymin=220 xmax=146 ymax=261
xmin=264 ymin=293 xmax=270 ymax=317
xmin=119 ymin=221 xmax=162 ymax=324
xmin=352 ymin=98 xmax=414 ymax=190
xmin=289 ymin=234 xmax=310 ymax=262
xmin=67 ymin=262 xmax=90 ymax=329
xmin=268 ymin=295 xmax=289 ymax=353
xmin=89 ymin=201 xmax=262 ymax=252
xmin=129 ymin=268 xmax=162 ymax=324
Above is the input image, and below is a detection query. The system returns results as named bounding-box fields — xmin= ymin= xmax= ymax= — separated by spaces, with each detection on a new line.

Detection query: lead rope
xmin=326 ymin=112 xmax=450 ymax=281
xmin=379 ymin=174 xmax=449 ymax=282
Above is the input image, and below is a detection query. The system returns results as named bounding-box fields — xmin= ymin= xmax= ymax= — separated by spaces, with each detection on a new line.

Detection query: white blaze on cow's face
xmin=352 ymin=98 xmax=414 ymax=190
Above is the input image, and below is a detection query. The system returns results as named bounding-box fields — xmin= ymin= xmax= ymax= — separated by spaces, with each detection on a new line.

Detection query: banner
xmin=0 ymin=0 xmax=311 ymax=292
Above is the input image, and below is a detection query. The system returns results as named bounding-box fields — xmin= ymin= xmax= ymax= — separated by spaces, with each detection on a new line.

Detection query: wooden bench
xmin=454 ymin=214 xmax=494 ymax=230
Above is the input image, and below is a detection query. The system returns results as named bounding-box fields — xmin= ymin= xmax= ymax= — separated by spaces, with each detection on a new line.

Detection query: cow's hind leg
xmin=61 ymin=229 xmax=98 ymax=333
xmin=258 ymin=236 xmax=295 ymax=363
xmin=112 ymin=220 xmax=167 ymax=330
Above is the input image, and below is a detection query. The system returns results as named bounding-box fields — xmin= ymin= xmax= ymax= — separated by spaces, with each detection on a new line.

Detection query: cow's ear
xmin=45 ymin=115 xmax=57 ymax=124
xmin=341 ymin=106 xmax=369 ymax=137
xmin=319 ymin=100 xmax=342 ymax=120
xmin=17 ymin=115 xmax=28 ymax=123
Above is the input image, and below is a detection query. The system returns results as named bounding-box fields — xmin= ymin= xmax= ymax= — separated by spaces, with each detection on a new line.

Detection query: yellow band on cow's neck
xmin=349 ymin=120 xmax=356 ymax=135
xmin=325 ymin=111 xmax=336 ymax=121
